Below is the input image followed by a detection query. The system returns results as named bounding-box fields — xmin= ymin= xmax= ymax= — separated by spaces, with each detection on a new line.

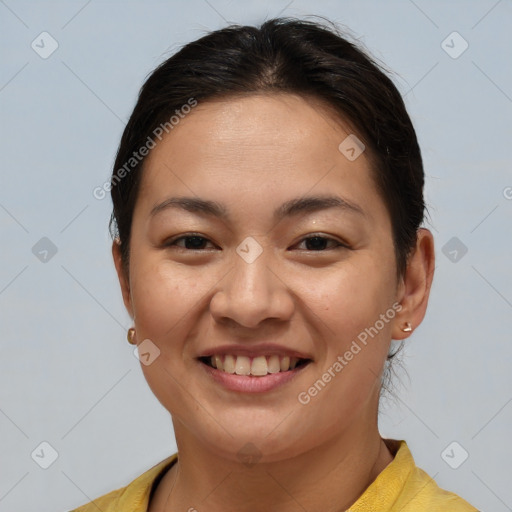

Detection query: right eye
xmin=163 ymin=234 xmax=217 ymax=251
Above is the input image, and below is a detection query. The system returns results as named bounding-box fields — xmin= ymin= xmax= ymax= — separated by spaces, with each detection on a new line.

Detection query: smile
xmin=198 ymin=354 xmax=313 ymax=393
xmin=199 ymin=354 xmax=312 ymax=376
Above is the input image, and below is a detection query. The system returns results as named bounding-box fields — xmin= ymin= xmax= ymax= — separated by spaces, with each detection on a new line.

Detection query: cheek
xmin=296 ymin=269 xmax=394 ymax=427
xmin=305 ymin=258 xmax=394 ymax=331
xmin=301 ymin=259 xmax=395 ymax=400
xmin=129 ymin=260 xmax=202 ymax=413
xmin=129 ymin=257 xmax=203 ymax=340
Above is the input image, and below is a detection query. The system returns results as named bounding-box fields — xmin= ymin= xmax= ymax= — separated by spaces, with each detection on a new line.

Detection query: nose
xmin=209 ymin=244 xmax=295 ymax=329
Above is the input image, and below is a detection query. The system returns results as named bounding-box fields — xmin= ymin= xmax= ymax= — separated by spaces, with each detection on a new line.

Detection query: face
xmin=115 ymin=93 xmax=409 ymax=463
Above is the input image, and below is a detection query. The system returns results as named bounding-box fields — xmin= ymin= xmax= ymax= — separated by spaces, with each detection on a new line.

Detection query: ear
xmin=112 ymin=239 xmax=134 ymax=319
xmin=392 ymin=228 xmax=435 ymax=340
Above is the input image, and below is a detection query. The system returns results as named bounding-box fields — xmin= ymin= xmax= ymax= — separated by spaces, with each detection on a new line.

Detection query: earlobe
xmin=392 ymin=228 xmax=435 ymax=340
xmin=112 ymin=240 xmax=134 ymax=319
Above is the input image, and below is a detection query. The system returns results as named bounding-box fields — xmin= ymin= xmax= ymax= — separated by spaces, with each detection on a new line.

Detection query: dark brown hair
xmin=109 ymin=17 xmax=425 ymax=285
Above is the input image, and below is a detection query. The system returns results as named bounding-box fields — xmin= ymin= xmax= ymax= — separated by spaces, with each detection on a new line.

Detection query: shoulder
xmin=68 ymin=453 xmax=178 ymax=512
xmin=69 ymin=487 xmax=123 ymax=512
xmin=394 ymin=464 xmax=478 ymax=511
xmin=349 ymin=440 xmax=478 ymax=512
xmin=387 ymin=440 xmax=478 ymax=512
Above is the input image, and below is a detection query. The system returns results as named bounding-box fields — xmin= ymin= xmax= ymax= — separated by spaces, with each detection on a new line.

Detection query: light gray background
xmin=1 ymin=1 xmax=511 ymax=511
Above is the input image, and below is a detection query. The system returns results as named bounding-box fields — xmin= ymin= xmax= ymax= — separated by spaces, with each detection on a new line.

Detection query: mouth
xmin=198 ymin=354 xmax=313 ymax=377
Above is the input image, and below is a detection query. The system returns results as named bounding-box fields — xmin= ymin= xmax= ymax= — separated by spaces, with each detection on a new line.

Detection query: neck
xmin=149 ymin=420 xmax=394 ymax=512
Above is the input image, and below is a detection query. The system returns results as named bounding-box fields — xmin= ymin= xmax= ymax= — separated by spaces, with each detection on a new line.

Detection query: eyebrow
xmin=150 ymin=194 xmax=366 ymax=221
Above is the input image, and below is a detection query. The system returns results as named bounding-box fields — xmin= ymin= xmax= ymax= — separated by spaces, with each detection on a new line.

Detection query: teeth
xmin=251 ymin=356 xmax=268 ymax=376
xmin=235 ymin=355 xmax=251 ymax=375
xmin=223 ymin=354 xmax=236 ymax=374
xmin=267 ymin=355 xmax=281 ymax=373
xmin=207 ymin=354 xmax=307 ymax=376
xmin=214 ymin=355 xmax=223 ymax=371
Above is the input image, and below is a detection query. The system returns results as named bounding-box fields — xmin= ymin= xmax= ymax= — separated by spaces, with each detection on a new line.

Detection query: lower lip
xmin=199 ymin=360 xmax=311 ymax=393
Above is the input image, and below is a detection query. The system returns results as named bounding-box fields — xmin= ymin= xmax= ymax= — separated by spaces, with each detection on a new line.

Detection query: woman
xmin=71 ymin=17 xmax=477 ymax=512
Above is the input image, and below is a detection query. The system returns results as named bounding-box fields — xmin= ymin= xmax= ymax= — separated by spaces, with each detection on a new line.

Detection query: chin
xmin=188 ymin=414 xmax=314 ymax=464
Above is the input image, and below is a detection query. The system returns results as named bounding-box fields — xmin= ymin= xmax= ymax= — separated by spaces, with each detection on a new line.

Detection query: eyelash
xmin=164 ymin=233 xmax=349 ymax=252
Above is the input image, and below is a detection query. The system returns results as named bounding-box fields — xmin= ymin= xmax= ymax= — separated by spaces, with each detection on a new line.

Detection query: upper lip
xmin=198 ymin=343 xmax=313 ymax=360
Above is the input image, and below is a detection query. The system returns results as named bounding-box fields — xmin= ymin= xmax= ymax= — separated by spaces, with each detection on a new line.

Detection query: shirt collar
xmin=348 ymin=439 xmax=414 ymax=511
xmin=116 ymin=453 xmax=178 ymax=511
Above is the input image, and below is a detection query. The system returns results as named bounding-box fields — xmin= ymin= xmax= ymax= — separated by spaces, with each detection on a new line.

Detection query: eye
xmin=163 ymin=233 xmax=348 ymax=252
xmin=164 ymin=234 xmax=217 ymax=250
xmin=294 ymin=235 xmax=348 ymax=251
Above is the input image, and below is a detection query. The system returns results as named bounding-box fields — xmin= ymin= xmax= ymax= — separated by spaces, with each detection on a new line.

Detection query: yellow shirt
xmin=69 ymin=440 xmax=478 ymax=511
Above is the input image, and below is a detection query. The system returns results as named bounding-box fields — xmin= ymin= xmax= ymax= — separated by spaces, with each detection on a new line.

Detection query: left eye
xmin=294 ymin=236 xmax=346 ymax=251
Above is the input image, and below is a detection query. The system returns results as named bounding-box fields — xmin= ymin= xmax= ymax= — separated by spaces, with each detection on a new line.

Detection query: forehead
xmin=137 ymin=93 xmax=388 ymax=227
xmin=145 ymin=93 xmax=357 ymax=167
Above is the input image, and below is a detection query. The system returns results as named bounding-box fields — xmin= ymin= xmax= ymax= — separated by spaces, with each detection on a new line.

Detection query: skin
xmin=113 ymin=93 xmax=435 ymax=511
